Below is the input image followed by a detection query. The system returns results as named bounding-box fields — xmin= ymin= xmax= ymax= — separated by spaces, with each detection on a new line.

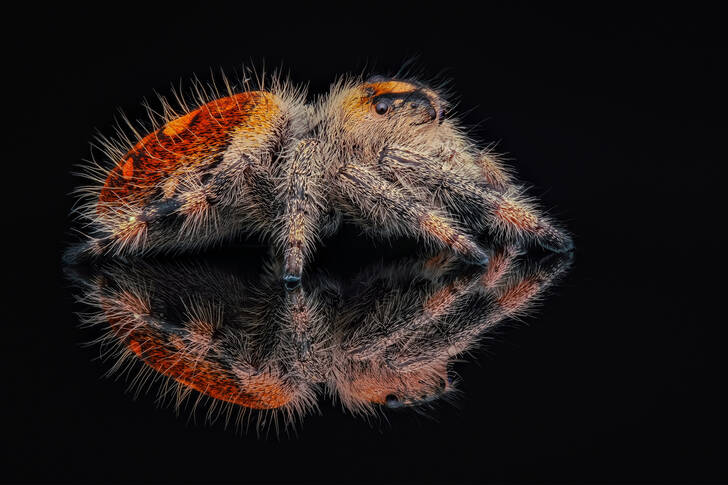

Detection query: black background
xmin=4 ymin=3 xmax=724 ymax=483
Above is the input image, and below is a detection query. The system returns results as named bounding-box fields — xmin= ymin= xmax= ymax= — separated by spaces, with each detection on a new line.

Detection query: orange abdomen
xmin=100 ymin=292 xmax=292 ymax=410
xmin=99 ymin=91 xmax=279 ymax=210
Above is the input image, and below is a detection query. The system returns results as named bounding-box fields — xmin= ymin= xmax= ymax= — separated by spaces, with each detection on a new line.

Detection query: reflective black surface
xmin=6 ymin=4 xmax=723 ymax=483
xmin=65 ymin=246 xmax=572 ymax=433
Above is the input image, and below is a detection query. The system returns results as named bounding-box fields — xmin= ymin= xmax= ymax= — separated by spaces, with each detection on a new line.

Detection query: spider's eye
xmin=374 ymin=101 xmax=390 ymax=115
xmin=385 ymin=394 xmax=401 ymax=408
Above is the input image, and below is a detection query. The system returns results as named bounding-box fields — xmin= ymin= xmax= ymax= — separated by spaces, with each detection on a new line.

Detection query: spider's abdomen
xmin=98 ymin=91 xmax=282 ymax=212
xmin=101 ymin=290 xmax=293 ymax=409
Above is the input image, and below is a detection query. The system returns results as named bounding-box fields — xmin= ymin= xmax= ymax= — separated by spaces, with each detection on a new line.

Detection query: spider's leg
xmin=380 ymin=146 xmax=574 ymax=253
xmin=340 ymin=246 xmax=520 ymax=362
xmin=385 ymin=250 xmax=573 ymax=371
xmin=279 ymin=139 xmax=327 ymax=286
xmin=279 ymin=285 xmax=318 ymax=364
xmin=352 ymin=245 xmax=519 ymax=365
xmin=342 ymin=268 xmax=480 ymax=361
xmin=95 ymin=153 xmax=276 ymax=256
xmin=251 ymin=253 xmax=337 ymax=380
xmin=489 ymin=189 xmax=573 ymax=253
xmin=335 ymin=162 xmax=489 ymax=264
xmin=476 ymin=244 xmax=522 ymax=290
xmin=172 ymin=153 xmax=276 ymax=239
xmin=474 ymin=149 xmax=515 ymax=191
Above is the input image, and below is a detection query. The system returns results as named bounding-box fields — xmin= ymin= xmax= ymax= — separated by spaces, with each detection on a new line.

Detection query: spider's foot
xmin=464 ymin=248 xmax=490 ymax=266
xmin=62 ymin=239 xmax=102 ymax=265
xmin=62 ymin=242 xmax=89 ymax=265
xmin=535 ymin=249 xmax=575 ymax=279
xmin=283 ymin=245 xmax=305 ymax=290
xmin=283 ymin=274 xmax=302 ymax=291
xmin=539 ymin=229 xmax=575 ymax=254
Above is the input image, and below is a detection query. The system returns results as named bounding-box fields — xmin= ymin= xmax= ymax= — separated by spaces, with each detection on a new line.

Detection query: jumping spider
xmin=71 ymin=71 xmax=573 ymax=286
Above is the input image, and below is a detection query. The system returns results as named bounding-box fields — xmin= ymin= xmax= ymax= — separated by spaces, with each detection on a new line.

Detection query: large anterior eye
xmin=385 ymin=393 xmax=401 ymax=408
xmin=374 ymin=100 xmax=390 ymax=115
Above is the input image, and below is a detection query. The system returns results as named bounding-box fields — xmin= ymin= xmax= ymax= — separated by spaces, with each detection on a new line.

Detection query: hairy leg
xmin=345 ymin=246 xmax=520 ymax=365
xmin=342 ymin=268 xmax=482 ymax=361
xmin=379 ymin=146 xmax=574 ymax=253
xmin=251 ymin=255 xmax=339 ymax=374
xmin=474 ymin=149 xmax=515 ymax=191
xmin=279 ymin=139 xmax=327 ymax=287
xmin=71 ymin=153 xmax=277 ymax=260
xmin=335 ymin=162 xmax=489 ymax=264
xmin=385 ymin=250 xmax=573 ymax=370
xmin=338 ymin=246 xmax=521 ymax=362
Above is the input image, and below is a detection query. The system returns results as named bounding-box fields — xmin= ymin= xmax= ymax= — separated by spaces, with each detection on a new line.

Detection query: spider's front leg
xmin=379 ymin=146 xmax=574 ymax=253
xmin=334 ymin=162 xmax=489 ymax=264
xmin=279 ymin=139 xmax=328 ymax=287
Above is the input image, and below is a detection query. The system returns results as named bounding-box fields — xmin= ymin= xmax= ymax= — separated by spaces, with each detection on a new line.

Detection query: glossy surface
xmin=66 ymin=247 xmax=572 ymax=425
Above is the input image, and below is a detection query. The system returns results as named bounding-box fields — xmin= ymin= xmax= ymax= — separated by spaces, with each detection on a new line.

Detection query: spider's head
xmin=333 ymin=76 xmax=447 ymax=150
xmin=380 ymin=373 xmax=451 ymax=409
xmin=340 ymin=360 xmax=452 ymax=410
xmin=360 ymin=76 xmax=444 ymax=124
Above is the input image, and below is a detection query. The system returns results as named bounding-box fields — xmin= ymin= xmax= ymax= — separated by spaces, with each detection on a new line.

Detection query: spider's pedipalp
xmin=334 ymin=162 xmax=489 ymax=265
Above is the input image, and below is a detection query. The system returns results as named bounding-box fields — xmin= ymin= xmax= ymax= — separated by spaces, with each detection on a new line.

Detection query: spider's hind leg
xmin=94 ymin=154 xmax=276 ymax=256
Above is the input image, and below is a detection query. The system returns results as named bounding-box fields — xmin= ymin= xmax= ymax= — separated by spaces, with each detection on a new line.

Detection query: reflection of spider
xmin=68 ymin=246 xmax=572 ymax=433
xmin=70 ymin=71 xmax=573 ymax=285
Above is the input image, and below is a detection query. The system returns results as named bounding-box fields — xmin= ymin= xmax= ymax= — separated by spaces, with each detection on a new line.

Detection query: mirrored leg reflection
xmin=67 ymin=246 xmax=571 ymax=432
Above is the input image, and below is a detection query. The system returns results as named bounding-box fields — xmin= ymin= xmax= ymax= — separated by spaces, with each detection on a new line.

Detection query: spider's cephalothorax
xmin=70 ymin=71 xmax=573 ymax=285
